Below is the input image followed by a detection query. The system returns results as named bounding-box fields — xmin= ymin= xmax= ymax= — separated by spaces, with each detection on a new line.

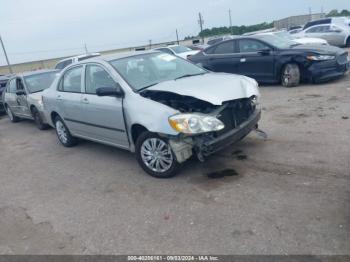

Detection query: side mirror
xmin=258 ymin=48 xmax=271 ymax=55
xmin=16 ymin=90 xmax=26 ymax=96
xmin=96 ymin=84 xmax=124 ymax=98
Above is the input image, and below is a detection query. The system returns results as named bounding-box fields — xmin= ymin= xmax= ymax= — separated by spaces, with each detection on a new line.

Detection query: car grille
xmin=215 ymin=98 xmax=256 ymax=137
xmin=337 ymin=53 xmax=349 ymax=64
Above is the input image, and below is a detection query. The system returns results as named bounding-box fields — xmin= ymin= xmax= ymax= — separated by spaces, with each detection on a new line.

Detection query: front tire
xmin=54 ymin=116 xmax=77 ymax=147
xmin=32 ymin=107 xmax=49 ymax=130
xmin=135 ymin=132 xmax=179 ymax=178
xmin=281 ymin=63 xmax=300 ymax=87
xmin=6 ymin=105 xmax=20 ymax=123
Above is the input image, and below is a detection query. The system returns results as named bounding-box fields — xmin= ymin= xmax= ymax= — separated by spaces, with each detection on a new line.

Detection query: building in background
xmin=274 ymin=13 xmax=325 ymax=29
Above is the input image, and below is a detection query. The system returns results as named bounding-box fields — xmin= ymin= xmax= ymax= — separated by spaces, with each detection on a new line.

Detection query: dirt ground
xmin=0 ymin=72 xmax=349 ymax=255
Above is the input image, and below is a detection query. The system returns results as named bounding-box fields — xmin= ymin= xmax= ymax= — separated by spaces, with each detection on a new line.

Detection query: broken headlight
xmin=168 ymin=114 xmax=224 ymax=134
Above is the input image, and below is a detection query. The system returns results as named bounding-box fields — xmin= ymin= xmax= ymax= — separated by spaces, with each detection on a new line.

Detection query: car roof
xmin=57 ymin=53 xmax=101 ymax=63
xmin=14 ymin=69 xmax=59 ymax=78
xmin=80 ymin=50 xmax=161 ymax=63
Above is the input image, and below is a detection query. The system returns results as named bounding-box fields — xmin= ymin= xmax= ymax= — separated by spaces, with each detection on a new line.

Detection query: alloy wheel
xmin=56 ymin=120 xmax=68 ymax=144
xmin=140 ymin=138 xmax=173 ymax=173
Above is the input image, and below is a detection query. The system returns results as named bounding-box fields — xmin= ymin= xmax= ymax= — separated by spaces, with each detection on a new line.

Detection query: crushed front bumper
xmin=196 ymin=109 xmax=261 ymax=157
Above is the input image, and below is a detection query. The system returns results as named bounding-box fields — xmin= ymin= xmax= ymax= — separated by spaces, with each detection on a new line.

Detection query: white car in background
xmin=154 ymin=45 xmax=199 ymax=59
xmin=54 ymin=53 xmax=101 ymax=70
xmin=258 ymin=30 xmax=328 ymax=46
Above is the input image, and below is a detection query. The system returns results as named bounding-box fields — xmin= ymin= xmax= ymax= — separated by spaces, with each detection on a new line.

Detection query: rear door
xmin=203 ymin=40 xmax=240 ymax=73
xmin=237 ymin=39 xmax=275 ymax=82
xmin=15 ymin=78 xmax=31 ymax=117
xmin=79 ymin=64 xmax=128 ymax=148
xmin=56 ymin=65 xmax=84 ymax=135
xmin=4 ymin=78 xmax=17 ymax=112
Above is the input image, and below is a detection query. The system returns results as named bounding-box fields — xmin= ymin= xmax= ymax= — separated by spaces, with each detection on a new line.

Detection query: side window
xmin=85 ymin=65 xmax=116 ymax=94
xmin=55 ymin=59 xmax=73 ymax=70
xmin=8 ymin=79 xmax=17 ymax=93
xmin=213 ymin=41 xmax=234 ymax=54
xmin=16 ymin=79 xmax=24 ymax=91
xmin=61 ymin=66 xmax=83 ymax=93
xmin=238 ymin=39 xmax=268 ymax=53
xmin=306 ymin=26 xmax=320 ymax=33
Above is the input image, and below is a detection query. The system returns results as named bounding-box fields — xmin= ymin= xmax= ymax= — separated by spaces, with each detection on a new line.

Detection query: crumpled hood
xmin=145 ymin=73 xmax=259 ymax=105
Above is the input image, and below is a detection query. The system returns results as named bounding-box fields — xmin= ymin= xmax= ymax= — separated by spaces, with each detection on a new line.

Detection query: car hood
xmin=144 ymin=73 xmax=259 ymax=105
xmin=290 ymin=44 xmax=345 ymax=55
xmin=294 ymin=37 xmax=327 ymax=45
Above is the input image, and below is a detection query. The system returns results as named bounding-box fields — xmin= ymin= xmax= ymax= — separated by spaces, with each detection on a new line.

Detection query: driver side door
xmin=237 ymin=39 xmax=275 ymax=82
xmin=79 ymin=64 xmax=129 ymax=148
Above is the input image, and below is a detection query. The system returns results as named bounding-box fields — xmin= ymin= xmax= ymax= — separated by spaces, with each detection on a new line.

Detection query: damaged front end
xmin=141 ymin=90 xmax=261 ymax=163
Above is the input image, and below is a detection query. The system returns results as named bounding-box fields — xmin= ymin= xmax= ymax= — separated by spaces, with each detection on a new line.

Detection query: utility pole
xmin=84 ymin=43 xmax=88 ymax=54
xmin=149 ymin=40 xmax=152 ymax=49
xmin=176 ymin=29 xmax=179 ymax=45
xmin=309 ymin=7 xmax=312 ymax=21
xmin=0 ymin=35 xmax=13 ymax=74
xmin=198 ymin=12 xmax=204 ymax=44
xmin=229 ymin=9 xmax=233 ymax=35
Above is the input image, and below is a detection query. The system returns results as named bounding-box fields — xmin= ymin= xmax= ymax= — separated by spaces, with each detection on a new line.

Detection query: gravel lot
xmin=0 ymin=72 xmax=349 ymax=255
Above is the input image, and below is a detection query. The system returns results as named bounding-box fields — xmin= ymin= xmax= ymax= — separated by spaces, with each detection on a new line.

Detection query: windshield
xmin=169 ymin=45 xmax=192 ymax=54
xmin=24 ymin=71 xmax=58 ymax=93
xmin=110 ymin=53 xmax=207 ymax=91
xmin=256 ymin=34 xmax=297 ymax=49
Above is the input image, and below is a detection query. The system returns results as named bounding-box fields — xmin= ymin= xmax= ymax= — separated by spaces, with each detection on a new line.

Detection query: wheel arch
xmin=131 ymin=124 xmax=148 ymax=145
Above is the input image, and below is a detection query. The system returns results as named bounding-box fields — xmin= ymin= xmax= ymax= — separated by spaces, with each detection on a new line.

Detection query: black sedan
xmin=189 ymin=35 xmax=349 ymax=87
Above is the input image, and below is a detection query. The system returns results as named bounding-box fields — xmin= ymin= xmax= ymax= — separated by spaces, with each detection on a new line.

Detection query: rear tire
xmin=281 ymin=63 xmax=300 ymax=87
xmin=6 ymin=105 xmax=20 ymax=123
xmin=135 ymin=132 xmax=179 ymax=178
xmin=32 ymin=107 xmax=49 ymax=130
xmin=54 ymin=116 xmax=77 ymax=147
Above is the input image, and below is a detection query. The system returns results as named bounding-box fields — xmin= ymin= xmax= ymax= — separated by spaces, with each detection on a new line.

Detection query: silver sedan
xmin=3 ymin=70 xmax=59 ymax=130
xmin=42 ymin=51 xmax=261 ymax=178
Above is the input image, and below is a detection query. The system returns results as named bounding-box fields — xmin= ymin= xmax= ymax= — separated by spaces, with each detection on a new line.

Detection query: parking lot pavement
xmin=0 ymin=75 xmax=349 ymax=255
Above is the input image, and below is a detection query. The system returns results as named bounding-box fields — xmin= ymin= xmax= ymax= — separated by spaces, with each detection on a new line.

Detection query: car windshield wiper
xmin=174 ymin=72 xmax=206 ymax=80
xmin=138 ymin=82 xmax=160 ymax=92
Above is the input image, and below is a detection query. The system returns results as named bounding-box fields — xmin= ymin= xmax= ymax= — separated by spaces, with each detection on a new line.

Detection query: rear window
xmin=24 ymin=71 xmax=58 ymax=93
xmin=55 ymin=59 xmax=73 ymax=70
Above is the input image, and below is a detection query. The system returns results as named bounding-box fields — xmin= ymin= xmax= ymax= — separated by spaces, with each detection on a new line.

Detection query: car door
xmin=79 ymin=63 xmax=129 ymax=148
xmin=203 ymin=40 xmax=240 ymax=73
xmin=237 ymin=39 xmax=275 ymax=82
xmin=56 ymin=65 xmax=85 ymax=135
xmin=324 ymin=25 xmax=347 ymax=46
xmin=4 ymin=78 xmax=18 ymax=112
xmin=15 ymin=77 xmax=31 ymax=117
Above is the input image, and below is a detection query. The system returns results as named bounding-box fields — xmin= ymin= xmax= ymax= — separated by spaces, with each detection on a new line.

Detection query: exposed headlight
xmin=307 ymin=55 xmax=335 ymax=61
xmin=168 ymin=114 xmax=224 ymax=134
xmin=250 ymin=95 xmax=260 ymax=106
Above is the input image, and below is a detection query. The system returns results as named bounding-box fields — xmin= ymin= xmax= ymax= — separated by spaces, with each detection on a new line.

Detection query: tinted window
xmin=213 ymin=41 xmax=234 ymax=54
xmin=207 ymin=38 xmax=223 ymax=45
xmin=85 ymin=65 xmax=116 ymax=94
xmin=61 ymin=66 xmax=82 ymax=93
xmin=239 ymin=39 xmax=268 ymax=52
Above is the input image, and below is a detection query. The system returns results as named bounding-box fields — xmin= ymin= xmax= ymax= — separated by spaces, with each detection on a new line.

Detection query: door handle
xmin=240 ymin=58 xmax=246 ymax=63
xmin=81 ymin=97 xmax=89 ymax=104
xmin=56 ymin=95 xmax=63 ymax=100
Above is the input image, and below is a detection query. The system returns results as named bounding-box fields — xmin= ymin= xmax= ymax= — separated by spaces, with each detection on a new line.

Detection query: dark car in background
xmin=189 ymin=34 xmax=349 ymax=87
xmin=0 ymin=74 xmax=14 ymax=113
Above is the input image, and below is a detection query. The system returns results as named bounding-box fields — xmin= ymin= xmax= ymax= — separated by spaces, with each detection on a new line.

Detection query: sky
xmin=0 ymin=0 xmax=349 ymax=65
